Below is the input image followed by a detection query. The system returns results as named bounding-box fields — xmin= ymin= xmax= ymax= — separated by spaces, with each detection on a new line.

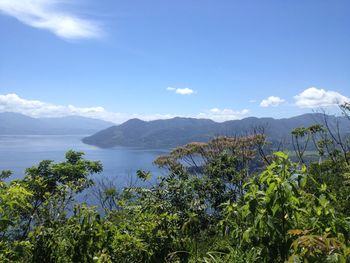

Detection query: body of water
xmin=0 ymin=135 xmax=168 ymax=187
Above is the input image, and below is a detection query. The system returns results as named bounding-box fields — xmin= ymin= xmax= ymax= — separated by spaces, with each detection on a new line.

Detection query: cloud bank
xmin=295 ymin=87 xmax=349 ymax=108
xmin=167 ymin=87 xmax=195 ymax=95
xmin=3 ymin=88 xmax=346 ymax=124
xmin=197 ymin=108 xmax=249 ymax=122
xmin=0 ymin=93 xmax=109 ymax=118
xmin=0 ymin=94 xmax=248 ymax=123
xmin=0 ymin=0 xmax=101 ymax=39
xmin=260 ymin=96 xmax=285 ymax=107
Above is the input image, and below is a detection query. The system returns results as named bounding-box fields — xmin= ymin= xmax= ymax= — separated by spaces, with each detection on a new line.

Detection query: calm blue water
xmin=0 ymin=135 xmax=169 ymax=187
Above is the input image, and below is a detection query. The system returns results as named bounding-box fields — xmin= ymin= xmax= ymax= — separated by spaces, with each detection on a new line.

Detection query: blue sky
xmin=0 ymin=0 xmax=349 ymax=123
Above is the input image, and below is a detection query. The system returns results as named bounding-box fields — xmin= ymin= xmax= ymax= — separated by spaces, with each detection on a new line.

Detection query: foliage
xmin=219 ymin=152 xmax=350 ymax=262
xmin=1 ymin=122 xmax=350 ymax=262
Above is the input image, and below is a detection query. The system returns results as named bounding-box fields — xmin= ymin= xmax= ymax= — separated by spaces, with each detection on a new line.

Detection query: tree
xmin=17 ymin=150 xmax=103 ymax=239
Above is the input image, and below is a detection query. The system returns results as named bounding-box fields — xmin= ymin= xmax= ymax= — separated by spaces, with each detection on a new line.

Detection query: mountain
xmin=82 ymin=113 xmax=350 ymax=148
xmin=0 ymin=112 xmax=114 ymax=135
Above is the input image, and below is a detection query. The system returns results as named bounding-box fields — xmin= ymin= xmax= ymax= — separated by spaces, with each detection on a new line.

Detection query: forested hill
xmin=0 ymin=112 xmax=114 ymax=135
xmin=82 ymin=113 xmax=350 ymax=148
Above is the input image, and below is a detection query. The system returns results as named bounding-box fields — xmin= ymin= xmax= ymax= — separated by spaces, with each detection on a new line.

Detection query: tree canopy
xmin=1 ymin=111 xmax=350 ymax=262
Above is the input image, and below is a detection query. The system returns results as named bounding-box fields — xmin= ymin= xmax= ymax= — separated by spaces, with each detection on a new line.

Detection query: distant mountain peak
xmin=124 ymin=118 xmax=145 ymax=123
xmin=0 ymin=112 xmax=114 ymax=135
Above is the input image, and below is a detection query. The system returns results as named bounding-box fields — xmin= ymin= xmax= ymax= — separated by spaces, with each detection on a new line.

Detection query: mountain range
xmin=1 ymin=112 xmax=348 ymax=148
xmin=0 ymin=112 xmax=113 ymax=135
xmin=82 ymin=113 xmax=350 ymax=148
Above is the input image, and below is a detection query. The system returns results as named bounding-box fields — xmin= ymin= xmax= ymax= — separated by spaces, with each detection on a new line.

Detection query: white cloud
xmin=0 ymin=93 xmax=108 ymax=118
xmin=167 ymin=87 xmax=195 ymax=95
xmin=0 ymin=94 xmax=183 ymax=123
xmin=197 ymin=108 xmax=249 ymax=122
xmin=260 ymin=96 xmax=285 ymax=107
xmin=0 ymin=93 xmax=249 ymax=123
xmin=0 ymin=0 xmax=101 ymax=40
xmin=294 ymin=87 xmax=349 ymax=108
xmin=176 ymin=88 xmax=194 ymax=95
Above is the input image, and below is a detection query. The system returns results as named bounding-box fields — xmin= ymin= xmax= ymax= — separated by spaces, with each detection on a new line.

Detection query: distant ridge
xmin=0 ymin=112 xmax=114 ymax=135
xmin=82 ymin=113 xmax=350 ymax=148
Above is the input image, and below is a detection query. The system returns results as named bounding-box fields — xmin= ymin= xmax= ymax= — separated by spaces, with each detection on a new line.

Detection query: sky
xmin=0 ymin=0 xmax=349 ymax=123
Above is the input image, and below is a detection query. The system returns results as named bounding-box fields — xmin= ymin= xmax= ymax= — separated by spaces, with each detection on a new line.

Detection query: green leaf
xmin=274 ymin=152 xmax=289 ymax=160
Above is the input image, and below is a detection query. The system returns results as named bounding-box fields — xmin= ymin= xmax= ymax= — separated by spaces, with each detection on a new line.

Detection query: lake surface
xmin=0 ymin=135 xmax=169 ymax=187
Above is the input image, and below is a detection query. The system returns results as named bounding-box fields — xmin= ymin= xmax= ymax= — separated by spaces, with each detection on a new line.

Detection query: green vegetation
xmin=1 ymin=107 xmax=350 ymax=262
